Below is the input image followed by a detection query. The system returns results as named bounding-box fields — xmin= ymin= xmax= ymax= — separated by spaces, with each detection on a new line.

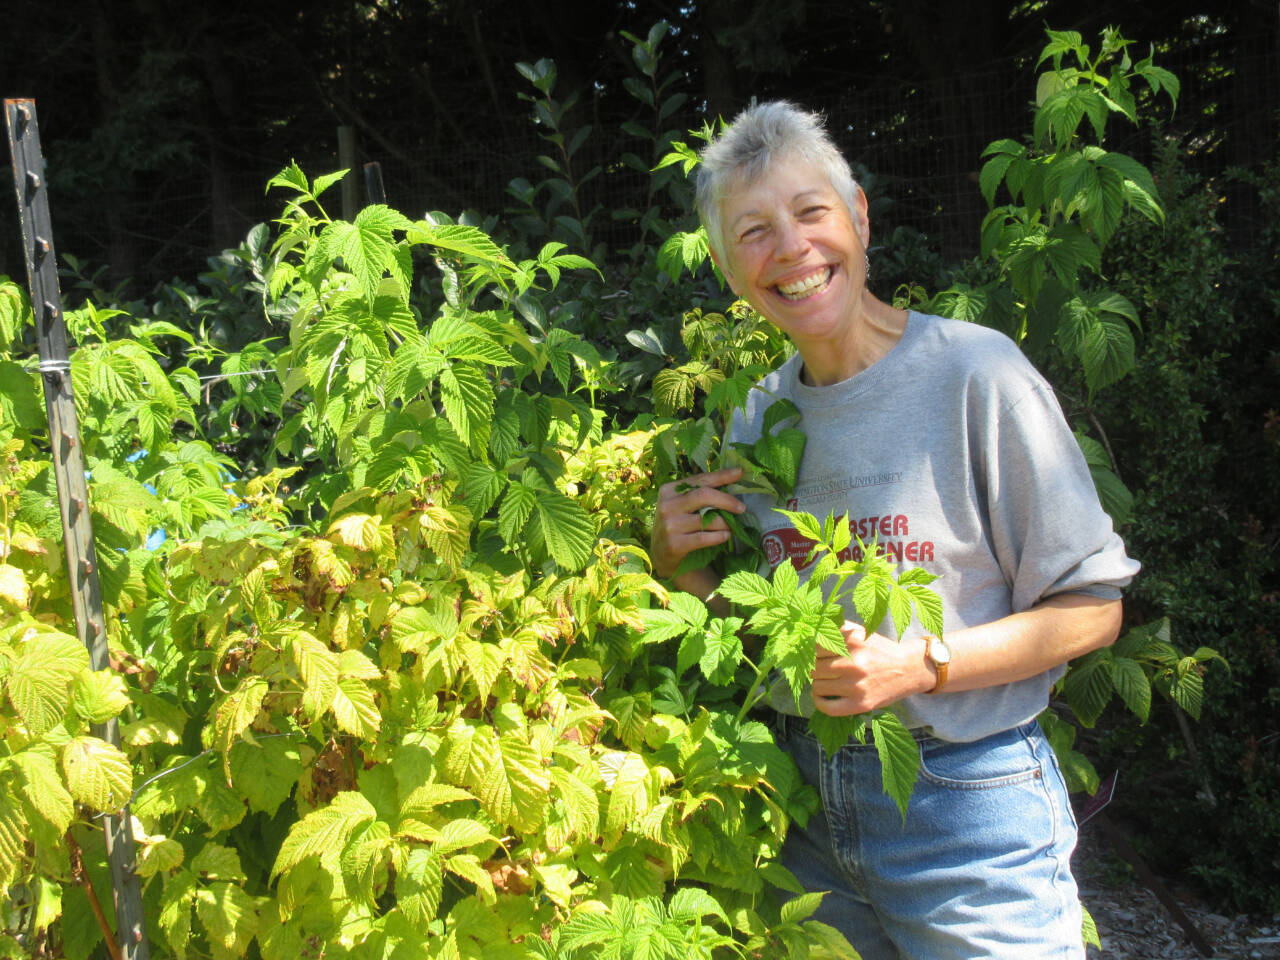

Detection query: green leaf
xmin=700 ymin=617 xmax=745 ymax=685
xmin=229 ymin=736 xmax=303 ymax=816
xmin=432 ymin=818 xmax=496 ymax=856
xmin=888 ymin=588 xmax=914 ymax=639
xmin=439 ymin=363 xmax=495 ymax=451
xmin=1089 ymin=463 xmax=1133 ymax=526
xmin=602 ymin=751 xmax=654 ymax=841
xmin=498 ymin=480 xmax=537 ymax=545
xmin=409 ymin=223 xmax=512 ymax=267
xmin=0 ymin=791 xmax=23 ymax=891
xmin=0 ymin=360 xmax=42 ymax=428
xmin=1062 ymin=651 xmax=1114 ymax=727
xmin=904 ymin=585 xmax=944 ymax=637
xmin=213 ymin=676 xmax=268 ymax=781
xmin=780 ymin=891 xmax=825 ymax=925
xmin=191 ymin=843 xmax=247 ymax=882
xmin=446 ymin=336 xmax=516 ymax=366
xmin=980 ymin=154 xmax=1015 ymax=207
xmin=534 ymin=489 xmax=596 ymax=570
xmin=1108 ymin=657 xmax=1151 ymax=722
xmin=399 ymin=848 xmax=444 ymax=925
xmin=549 ymin=766 xmax=599 ymax=848
xmin=1079 ymin=315 xmax=1136 ymax=394
xmin=266 ymin=161 xmax=309 ymax=196
xmin=1167 ymin=663 xmax=1204 ymax=719
xmin=871 ymin=712 xmax=919 ymax=819
xmin=775 ymin=509 xmax=823 ymax=545
xmin=61 ymin=736 xmax=133 ymax=811
xmin=808 ymin=712 xmax=865 ymax=759
xmin=158 ymin=869 xmax=198 ymax=957
xmin=271 ymin=790 xmax=377 ymax=879
xmin=319 ymin=205 xmax=412 ymax=300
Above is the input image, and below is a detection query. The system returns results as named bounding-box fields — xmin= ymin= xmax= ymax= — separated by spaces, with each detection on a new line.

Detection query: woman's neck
xmin=798 ymin=298 xmax=908 ymax=387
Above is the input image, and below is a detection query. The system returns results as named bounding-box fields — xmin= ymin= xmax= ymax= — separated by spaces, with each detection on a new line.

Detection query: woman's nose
xmin=774 ymin=218 xmax=809 ymax=260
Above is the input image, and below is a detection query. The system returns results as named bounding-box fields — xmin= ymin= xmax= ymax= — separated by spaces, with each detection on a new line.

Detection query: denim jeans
xmin=773 ymin=712 xmax=1084 ymax=960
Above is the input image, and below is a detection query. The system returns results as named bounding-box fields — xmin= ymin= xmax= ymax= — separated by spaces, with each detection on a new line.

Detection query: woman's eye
xmin=739 ymin=225 xmax=765 ymax=240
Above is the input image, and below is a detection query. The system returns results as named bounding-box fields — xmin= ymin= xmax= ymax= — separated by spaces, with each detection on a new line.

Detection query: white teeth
xmin=777 ymin=267 xmax=832 ymax=300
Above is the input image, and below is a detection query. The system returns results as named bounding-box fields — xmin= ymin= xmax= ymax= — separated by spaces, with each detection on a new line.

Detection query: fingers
xmin=658 ymin=467 xmax=746 ymax=515
xmin=816 ymin=621 xmax=867 ymax=661
xmin=840 ymin=620 xmax=867 ymax=644
xmin=659 ymin=466 xmax=744 ymax=498
xmin=810 ymin=694 xmax=864 ymax=717
xmin=651 ymin=468 xmax=747 ymax=578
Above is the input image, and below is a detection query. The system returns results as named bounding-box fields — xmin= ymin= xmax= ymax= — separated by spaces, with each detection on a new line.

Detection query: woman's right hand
xmin=650 ymin=466 xmax=747 ymax=580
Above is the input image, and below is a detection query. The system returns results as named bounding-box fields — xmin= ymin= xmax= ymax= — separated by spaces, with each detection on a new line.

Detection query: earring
xmin=864 ymin=253 xmax=871 ymax=282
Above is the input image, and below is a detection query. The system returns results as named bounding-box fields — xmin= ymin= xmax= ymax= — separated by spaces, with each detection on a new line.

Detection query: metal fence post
xmin=5 ymin=97 xmax=151 ymax=960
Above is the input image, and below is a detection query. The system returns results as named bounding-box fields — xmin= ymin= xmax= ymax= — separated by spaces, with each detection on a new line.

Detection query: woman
xmin=649 ymin=101 xmax=1138 ymax=959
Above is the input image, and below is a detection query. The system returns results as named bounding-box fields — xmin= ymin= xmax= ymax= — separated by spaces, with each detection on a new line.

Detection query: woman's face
xmin=713 ymin=155 xmax=871 ymax=351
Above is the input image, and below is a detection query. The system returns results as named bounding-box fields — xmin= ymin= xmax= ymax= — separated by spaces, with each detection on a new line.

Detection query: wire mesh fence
xmin=2 ymin=38 xmax=1275 ymax=291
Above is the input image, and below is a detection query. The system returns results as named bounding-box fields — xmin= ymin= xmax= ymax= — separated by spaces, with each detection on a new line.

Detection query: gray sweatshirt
xmin=728 ymin=311 xmax=1140 ymax=742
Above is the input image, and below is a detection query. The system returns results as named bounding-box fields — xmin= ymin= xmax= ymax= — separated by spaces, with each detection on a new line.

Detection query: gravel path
xmin=1076 ymin=830 xmax=1280 ymax=960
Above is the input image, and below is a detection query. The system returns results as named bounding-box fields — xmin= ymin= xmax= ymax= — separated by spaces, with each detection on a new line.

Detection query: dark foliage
xmin=1086 ymin=140 xmax=1280 ymax=911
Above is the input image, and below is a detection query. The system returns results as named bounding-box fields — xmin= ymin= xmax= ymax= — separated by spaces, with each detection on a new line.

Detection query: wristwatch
xmin=924 ymin=635 xmax=952 ymax=694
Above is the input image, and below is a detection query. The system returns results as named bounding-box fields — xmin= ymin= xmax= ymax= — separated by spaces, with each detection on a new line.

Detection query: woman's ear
xmin=853 ymin=187 xmax=872 ymax=249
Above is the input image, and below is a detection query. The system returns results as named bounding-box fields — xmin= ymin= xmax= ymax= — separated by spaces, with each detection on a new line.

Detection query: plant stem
xmin=734 ymin=654 xmax=771 ymax=726
xmin=68 ymin=832 xmax=122 ymax=960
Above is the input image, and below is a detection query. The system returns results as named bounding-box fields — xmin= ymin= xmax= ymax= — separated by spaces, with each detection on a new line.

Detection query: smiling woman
xmin=696 ymin=111 xmax=907 ymax=387
xmin=650 ymin=101 xmax=1140 ymax=960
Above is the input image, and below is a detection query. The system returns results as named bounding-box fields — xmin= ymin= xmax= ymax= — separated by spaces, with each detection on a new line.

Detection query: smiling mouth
xmin=776 ymin=266 xmax=833 ymax=301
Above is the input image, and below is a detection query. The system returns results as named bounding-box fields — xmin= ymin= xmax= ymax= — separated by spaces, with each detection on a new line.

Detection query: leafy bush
xmin=1084 ymin=141 xmax=1280 ymax=912
xmin=0 ymin=147 xmax=867 ymax=955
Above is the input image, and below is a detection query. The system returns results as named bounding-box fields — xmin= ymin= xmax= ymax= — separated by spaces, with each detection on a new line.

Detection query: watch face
xmin=931 ymin=638 xmax=952 ymax=665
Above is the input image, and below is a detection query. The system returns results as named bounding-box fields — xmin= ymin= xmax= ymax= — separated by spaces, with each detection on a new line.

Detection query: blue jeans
xmin=774 ymin=712 xmax=1084 ymax=960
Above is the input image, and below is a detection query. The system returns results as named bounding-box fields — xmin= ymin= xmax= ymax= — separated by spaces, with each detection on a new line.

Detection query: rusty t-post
xmin=5 ymin=97 xmax=150 ymax=960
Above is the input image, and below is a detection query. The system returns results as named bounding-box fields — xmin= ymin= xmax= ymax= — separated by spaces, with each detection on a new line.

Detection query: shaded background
xmin=2 ymin=0 xmax=1276 ymax=286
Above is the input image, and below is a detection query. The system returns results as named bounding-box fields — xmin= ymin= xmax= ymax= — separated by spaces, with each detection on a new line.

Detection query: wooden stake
xmin=5 ymin=97 xmax=151 ymax=960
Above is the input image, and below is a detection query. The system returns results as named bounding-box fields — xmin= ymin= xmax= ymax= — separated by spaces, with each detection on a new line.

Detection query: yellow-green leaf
xmin=0 ymin=563 xmax=31 ymax=608
xmin=331 ymin=677 xmax=381 ymax=739
xmin=327 ymin=513 xmax=385 ymax=552
xmin=0 ymin=791 xmax=27 ymax=889
xmin=71 ymin=670 xmax=132 ymax=724
xmin=61 ymin=736 xmax=133 ymax=812
xmin=602 ymin=751 xmax=655 ymax=843
xmin=137 ymin=838 xmax=185 ymax=878
xmin=191 ymin=843 xmax=247 ymax=882
xmin=158 ymin=869 xmax=198 ymax=957
xmin=471 ymin=728 xmax=550 ymax=833
xmin=195 ymin=881 xmax=259 ymax=960
xmin=6 ymin=631 xmax=89 ymax=735
xmin=13 ymin=745 xmax=74 ymax=833
xmin=272 ymin=791 xmax=377 ymax=880
xmin=291 ymin=632 xmax=339 ymax=721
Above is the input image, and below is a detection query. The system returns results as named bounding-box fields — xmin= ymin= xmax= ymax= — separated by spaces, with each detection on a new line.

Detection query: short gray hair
xmin=695 ymin=101 xmax=862 ymax=264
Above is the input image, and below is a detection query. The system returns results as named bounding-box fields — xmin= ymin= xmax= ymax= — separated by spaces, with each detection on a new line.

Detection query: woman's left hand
xmin=810 ymin=622 xmax=934 ymax=716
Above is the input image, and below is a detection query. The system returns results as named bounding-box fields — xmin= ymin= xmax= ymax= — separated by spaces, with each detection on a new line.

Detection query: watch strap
xmin=925 ymin=635 xmax=948 ymax=694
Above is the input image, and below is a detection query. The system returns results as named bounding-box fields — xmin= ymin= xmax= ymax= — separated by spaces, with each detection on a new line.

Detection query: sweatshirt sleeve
xmin=975 ymin=371 xmax=1140 ymax=613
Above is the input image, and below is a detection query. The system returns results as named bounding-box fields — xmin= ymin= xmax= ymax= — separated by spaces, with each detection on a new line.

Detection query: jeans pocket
xmin=916 ymin=724 xmax=1044 ymax=790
